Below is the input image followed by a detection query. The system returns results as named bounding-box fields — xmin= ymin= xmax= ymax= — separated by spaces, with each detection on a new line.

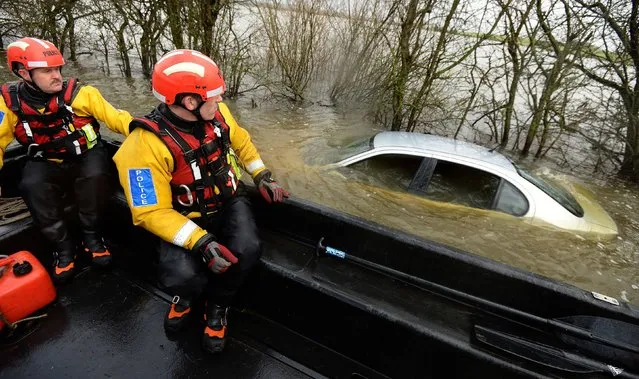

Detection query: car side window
xmin=423 ymin=160 xmax=500 ymax=210
xmin=495 ymin=180 xmax=529 ymax=216
xmin=343 ymin=154 xmax=423 ymax=192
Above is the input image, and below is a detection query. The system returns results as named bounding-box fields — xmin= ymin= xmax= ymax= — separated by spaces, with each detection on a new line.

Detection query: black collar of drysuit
xmin=158 ymin=103 xmax=205 ymax=134
xmin=18 ymin=80 xmax=56 ymax=109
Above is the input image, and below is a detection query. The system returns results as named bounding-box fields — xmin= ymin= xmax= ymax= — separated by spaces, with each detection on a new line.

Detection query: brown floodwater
xmin=1 ymin=57 xmax=637 ymax=305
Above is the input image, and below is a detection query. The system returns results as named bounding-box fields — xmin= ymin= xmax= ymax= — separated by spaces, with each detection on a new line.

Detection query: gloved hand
xmin=193 ymin=234 xmax=238 ymax=274
xmin=254 ymin=169 xmax=289 ymax=203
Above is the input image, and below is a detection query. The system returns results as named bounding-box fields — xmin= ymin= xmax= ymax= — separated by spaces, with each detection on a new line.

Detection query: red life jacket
xmin=131 ymin=106 xmax=240 ymax=216
xmin=0 ymin=78 xmax=100 ymax=159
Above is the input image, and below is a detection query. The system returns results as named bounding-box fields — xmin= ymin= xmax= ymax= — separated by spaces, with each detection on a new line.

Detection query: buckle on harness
xmin=27 ymin=144 xmax=44 ymax=159
xmin=176 ymin=184 xmax=194 ymax=207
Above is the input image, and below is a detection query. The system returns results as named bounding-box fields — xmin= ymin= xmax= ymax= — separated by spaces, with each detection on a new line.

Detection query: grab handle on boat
xmin=316 ymin=238 xmax=346 ymax=258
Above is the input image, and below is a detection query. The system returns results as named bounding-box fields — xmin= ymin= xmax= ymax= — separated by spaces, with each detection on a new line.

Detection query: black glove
xmin=192 ymin=234 xmax=238 ymax=274
xmin=254 ymin=169 xmax=289 ymax=203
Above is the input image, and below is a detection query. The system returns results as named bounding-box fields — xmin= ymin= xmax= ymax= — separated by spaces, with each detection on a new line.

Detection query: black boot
xmin=83 ymin=232 xmax=111 ymax=267
xmin=202 ymin=303 xmax=229 ymax=354
xmin=164 ymin=296 xmax=192 ymax=333
xmin=52 ymin=240 xmax=76 ymax=284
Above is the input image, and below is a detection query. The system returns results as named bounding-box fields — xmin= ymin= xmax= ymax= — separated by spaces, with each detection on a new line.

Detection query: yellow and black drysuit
xmin=113 ymin=102 xmax=267 ymax=306
xmin=0 ymin=79 xmax=132 ymax=258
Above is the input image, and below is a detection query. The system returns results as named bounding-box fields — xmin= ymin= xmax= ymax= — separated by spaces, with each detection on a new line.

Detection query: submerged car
xmin=326 ymin=131 xmax=617 ymax=235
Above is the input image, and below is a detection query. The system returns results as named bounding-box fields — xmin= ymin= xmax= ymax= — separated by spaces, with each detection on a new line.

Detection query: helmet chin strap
xmin=20 ymin=70 xmax=43 ymax=92
xmin=24 ymin=77 xmax=45 ymax=94
xmin=188 ymin=99 xmax=207 ymax=123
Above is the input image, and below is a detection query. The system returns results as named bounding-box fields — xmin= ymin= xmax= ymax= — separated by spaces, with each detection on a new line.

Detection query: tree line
xmin=1 ymin=0 xmax=638 ymax=182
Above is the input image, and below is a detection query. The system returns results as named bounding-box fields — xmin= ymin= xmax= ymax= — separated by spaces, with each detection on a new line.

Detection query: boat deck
xmin=0 ymin=265 xmax=325 ymax=379
xmin=0 ymin=218 xmax=526 ymax=379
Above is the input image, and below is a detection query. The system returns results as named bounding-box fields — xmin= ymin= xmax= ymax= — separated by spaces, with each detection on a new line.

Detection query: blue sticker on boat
xmin=128 ymin=168 xmax=158 ymax=207
xmin=0 ymin=111 xmax=5 ymax=125
xmin=326 ymin=246 xmax=346 ymax=259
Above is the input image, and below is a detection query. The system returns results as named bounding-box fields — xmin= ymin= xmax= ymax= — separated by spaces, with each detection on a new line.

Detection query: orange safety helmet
xmin=152 ymin=49 xmax=226 ymax=105
xmin=6 ymin=37 xmax=65 ymax=72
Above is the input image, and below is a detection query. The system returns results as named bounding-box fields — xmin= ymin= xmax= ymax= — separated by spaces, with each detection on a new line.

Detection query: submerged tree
xmin=382 ymin=0 xmax=508 ymax=132
xmin=499 ymin=0 xmax=536 ymax=147
xmin=254 ymin=0 xmax=330 ymax=102
xmin=328 ymin=0 xmax=397 ymax=104
xmin=0 ymin=0 xmax=80 ymax=57
xmin=572 ymin=0 xmax=639 ymax=182
xmin=521 ymin=0 xmax=589 ymax=157
xmin=210 ymin=3 xmax=259 ymax=98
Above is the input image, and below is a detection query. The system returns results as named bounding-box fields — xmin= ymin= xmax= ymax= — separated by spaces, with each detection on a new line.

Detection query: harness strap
xmin=26 ymin=129 xmax=87 ymax=159
xmin=1 ymin=80 xmax=93 ymax=153
xmin=0 ymin=83 xmax=20 ymax=113
xmin=159 ymin=122 xmax=218 ymax=218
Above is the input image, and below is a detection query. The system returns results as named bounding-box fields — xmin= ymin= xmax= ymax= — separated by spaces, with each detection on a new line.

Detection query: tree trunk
xmin=167 ymin=0 xmax=184 ymax=49
xmin=140 ymin=29 xmax=152 ymax=78
xmin=390 ymin=0 xmax=418 ymax=132
xmin=405 ymin=0 xmax=460 ymax=132
xmin=535 ymin=107 xmax=551 ymax=157
xmin=117 ymin=23 xmax=131 ymax=78
xmin=620 ymin=94 xmax=639 ymax=180
xmin=64 ymin=0 xmax=77 ymax=60
xmin=502 ymin=42 xmax=520 ymax=147
xmin=201 ymin=0 xmax=224 ymax=56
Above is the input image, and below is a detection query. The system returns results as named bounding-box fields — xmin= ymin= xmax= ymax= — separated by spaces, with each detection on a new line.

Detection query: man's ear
xmin=181 ymin=95 xmax=198 ymax=111
xmin=17 ymin=68 xmax=31 ymax=81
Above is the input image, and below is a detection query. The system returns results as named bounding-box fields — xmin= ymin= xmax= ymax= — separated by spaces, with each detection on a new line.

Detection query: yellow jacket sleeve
xmin=0 ymin=97 xmax=18 ymax=169
xmin=219 ymin=103 xmax=267 ymax=179
xmin=113 ymin=127 xmax=207 ymax=250
xmin=71 ymin=85 xmax=133 ymax=136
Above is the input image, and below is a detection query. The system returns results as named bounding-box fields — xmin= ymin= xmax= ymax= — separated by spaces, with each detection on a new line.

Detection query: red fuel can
xmin=0 ymin=251 xmax=56 ymax=330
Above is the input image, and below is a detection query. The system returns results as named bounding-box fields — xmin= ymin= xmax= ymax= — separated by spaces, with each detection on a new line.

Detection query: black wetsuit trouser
xmin=19 ymin=142 xmax=111 ymax=257
xmin=157 ymin=193 xmax=262 ymax=307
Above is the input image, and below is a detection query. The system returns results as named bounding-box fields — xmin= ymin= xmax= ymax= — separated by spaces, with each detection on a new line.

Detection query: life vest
xmin=0 ymin=78 xmax=100 ymax=159
xmin=130 ymin=107 xmax=242 ymax=216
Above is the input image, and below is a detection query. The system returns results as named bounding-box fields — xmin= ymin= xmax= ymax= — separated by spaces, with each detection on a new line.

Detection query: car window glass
xmin=516 ymin=167 xmax=584 ymax=217
xmin=334 ymin=136 xmax=375 ymax=163
xmin=342 ymin=154 xmax=423 ymax=191
xmin=425 ymin=160 xmax=500 ymax=209
xmin=495 ymin=180 xmax=529 ymax=216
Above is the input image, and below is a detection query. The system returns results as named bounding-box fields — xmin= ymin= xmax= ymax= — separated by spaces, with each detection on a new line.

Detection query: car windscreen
xmin=516 ymin=167 xmax=584 ymax=217
xmin=334 ymin=135 xmax=375 ymax=163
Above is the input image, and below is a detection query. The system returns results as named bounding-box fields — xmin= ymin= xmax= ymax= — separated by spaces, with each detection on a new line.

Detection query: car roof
xmin=373 ymin=132 xmax=517 ymax=172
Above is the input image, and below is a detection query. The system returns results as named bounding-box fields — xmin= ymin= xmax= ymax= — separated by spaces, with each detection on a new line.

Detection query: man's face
xmin=198 ymin=94 xmax=224 ymax=121
xmin=26 ymin=67 xmax=64 ymax=94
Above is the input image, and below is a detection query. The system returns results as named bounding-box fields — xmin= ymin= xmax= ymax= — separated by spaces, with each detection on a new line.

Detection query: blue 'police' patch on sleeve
xmin=0 ymin=111 xmax=5 ymax=125
xmin=128 ymin=168 xmax=158 ymax=207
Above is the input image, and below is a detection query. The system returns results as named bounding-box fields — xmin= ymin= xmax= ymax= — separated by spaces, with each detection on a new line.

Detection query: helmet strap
xmin=22 ymin=71 xmax=47 ymax=94
xmin=191 ymin=100 xmax=206 ymax=122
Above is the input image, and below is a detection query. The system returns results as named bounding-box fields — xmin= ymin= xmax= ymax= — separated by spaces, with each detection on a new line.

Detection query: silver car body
xmin=329 ymin=132 xmax=616 ymax=235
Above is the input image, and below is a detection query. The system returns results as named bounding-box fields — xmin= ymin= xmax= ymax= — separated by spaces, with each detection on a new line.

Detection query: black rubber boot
xmin=202 ymin=303 xmax=229 ymax=354
xmin=164 ymin=296 xmax=192 ymax=333
xmin=52 ymin=240 xmax=76 ymax=284
xmin=83 ymin=232 xmax=112 ymax=267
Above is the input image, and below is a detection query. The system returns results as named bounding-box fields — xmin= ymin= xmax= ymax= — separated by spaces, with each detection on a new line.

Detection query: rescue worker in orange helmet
xmin=0 ymin=37 xmax=133 ymax=283
xmin=113 ymin=49 xmax=289 ymax=354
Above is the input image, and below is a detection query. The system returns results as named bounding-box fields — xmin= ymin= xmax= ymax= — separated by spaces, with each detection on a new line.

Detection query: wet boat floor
xmin=0 ymin=267 xmax=323 ymax=379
